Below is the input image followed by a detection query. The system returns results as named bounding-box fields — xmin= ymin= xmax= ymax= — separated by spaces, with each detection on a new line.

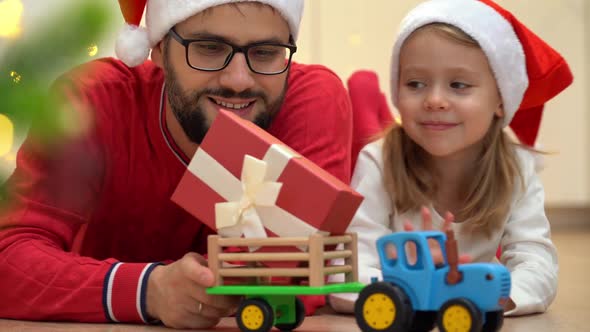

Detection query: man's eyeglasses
xmin=168 ymin=28 xmax=297 ymax=75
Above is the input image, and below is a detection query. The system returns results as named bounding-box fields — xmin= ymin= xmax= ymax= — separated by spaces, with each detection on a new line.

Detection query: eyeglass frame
xmin=168 ymin=28 xmax=298 ymax=75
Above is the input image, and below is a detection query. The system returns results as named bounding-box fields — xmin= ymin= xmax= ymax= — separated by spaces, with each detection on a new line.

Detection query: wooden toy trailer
xmin=206 ymin=233 xmax=365 ymax=332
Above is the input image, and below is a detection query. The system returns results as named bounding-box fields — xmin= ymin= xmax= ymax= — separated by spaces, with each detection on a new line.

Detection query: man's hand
xmin=403 ymin=206 xmax=471 ymax=265
xmin=146 ymin=252 xmax=241 ymax=329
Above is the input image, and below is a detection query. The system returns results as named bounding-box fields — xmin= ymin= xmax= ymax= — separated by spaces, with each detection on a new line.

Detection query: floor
xmin=551 ymin=226 xmax=589 ymax=313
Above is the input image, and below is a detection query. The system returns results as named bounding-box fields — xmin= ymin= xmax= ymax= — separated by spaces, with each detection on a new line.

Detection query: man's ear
xmin=151 ymin=41 xmax=164 ymax=69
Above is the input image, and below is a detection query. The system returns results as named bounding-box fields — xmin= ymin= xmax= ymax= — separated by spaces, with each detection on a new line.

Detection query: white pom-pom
xmin=115 ymin=24 xmax=151 ymax=67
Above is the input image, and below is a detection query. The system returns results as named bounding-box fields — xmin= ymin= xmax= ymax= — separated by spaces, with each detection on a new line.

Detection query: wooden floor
xmin=538 ymin=227 xmax=590 ymax=330
xmin=1 ymin=226 xmax=588 ymax=332
xmin=485 ymin=226 xmax=590 ymax=332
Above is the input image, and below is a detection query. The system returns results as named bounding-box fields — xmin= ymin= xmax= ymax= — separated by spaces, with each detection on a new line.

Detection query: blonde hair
xmin=383 ymin=23 xmax=524 ymax=232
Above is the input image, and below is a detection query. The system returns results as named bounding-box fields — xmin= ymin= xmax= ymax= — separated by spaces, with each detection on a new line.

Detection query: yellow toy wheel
xmin=362 ymin=292 xmax=396 ymax=330
xmin=437 ymin=298 xmax=482 ymax=332
xmin=442 ymin=304 xmax=472 ymax=331
xmin=236 ymin=298 xmax=274 ymax=332
xmin=355 ymin=282 xmax=413 ymax=332
xmin=241 ymin=304 xmax=264 ymax=330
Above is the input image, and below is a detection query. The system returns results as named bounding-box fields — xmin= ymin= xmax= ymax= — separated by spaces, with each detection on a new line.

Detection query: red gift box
xmin=172 ymin=110 xmax=363 ymax=258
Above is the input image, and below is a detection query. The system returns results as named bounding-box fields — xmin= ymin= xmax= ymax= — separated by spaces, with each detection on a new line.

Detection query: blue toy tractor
xmin=354 ymin=230 xmax=511 ymax=332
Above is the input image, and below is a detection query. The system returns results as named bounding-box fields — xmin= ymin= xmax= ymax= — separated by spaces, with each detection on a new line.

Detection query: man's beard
xmin=163 ymin=58 xmax=287 ymax=144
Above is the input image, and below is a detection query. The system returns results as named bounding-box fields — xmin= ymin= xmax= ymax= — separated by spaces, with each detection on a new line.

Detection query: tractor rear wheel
xmin=354 ymin=281 xmax=413 ymax=332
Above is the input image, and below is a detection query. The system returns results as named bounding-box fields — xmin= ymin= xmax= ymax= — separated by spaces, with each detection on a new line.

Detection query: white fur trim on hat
xmin=390 ymin=0 xmax=528 ymax=126
xmin=116 ymin=0 xmax=304 ymax=67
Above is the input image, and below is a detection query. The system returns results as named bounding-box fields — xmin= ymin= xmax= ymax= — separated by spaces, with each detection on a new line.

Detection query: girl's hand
xmin=504 ymin=298 xmax=516 ymax=312
xmin=403 ymin=206 xmax=471 ymax=265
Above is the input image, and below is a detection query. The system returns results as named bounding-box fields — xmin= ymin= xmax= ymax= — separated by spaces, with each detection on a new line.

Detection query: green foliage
xmin=0 ymin=2 xmax=114 ymax=200
xmin=0 ymin=1 xmax=113 ymax=139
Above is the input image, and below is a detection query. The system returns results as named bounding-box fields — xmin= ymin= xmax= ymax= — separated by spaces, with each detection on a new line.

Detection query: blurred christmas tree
xmin=0 ymin=0 xmax=114 ymax=202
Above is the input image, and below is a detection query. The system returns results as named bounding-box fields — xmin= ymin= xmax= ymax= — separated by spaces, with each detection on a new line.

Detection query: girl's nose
xmin=423 ymin=87 xmax=449 ymax=111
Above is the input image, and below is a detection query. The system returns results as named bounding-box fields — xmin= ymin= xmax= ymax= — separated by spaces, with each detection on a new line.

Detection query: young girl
xmin=329 ymin=0 xmax=573 ymax=316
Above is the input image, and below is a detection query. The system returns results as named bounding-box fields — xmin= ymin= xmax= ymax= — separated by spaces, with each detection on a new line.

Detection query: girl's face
xmin=397 ymin=28 xmax=504 ymax=163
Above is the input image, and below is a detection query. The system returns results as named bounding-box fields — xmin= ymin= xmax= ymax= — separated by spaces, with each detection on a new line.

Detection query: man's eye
xmin=192 ymin=42 xmax=226 ymax=55
xmin=250 ymin=46 xmax=284 ymax=60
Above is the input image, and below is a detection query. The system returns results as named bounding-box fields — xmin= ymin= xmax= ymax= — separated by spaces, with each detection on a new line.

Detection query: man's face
xmin=162 ymin=3 xmax=291 ymax=144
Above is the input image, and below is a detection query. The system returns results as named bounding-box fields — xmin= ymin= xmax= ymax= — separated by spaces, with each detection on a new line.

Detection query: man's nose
xmin=218 ymin=53 xmax=256 ymax=93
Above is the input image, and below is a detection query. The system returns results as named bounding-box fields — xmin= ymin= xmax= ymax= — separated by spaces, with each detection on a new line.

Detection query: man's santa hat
xmin=390 ymin=0 xmax=573 ymax=146
xmin=116 ymin=0 xmax=304 ymax=68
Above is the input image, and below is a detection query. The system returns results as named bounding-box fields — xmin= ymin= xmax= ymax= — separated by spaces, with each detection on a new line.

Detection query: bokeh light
xmin=0 ymin=0 xmax=24 ymax=38
xmin=0 ymin=114 xmax=14 ymax=157
xmin=9 ymin=70 xmax=21 ymax=84
xmin=348 ymin=33 xmax=362 ymax=47
xmin=87 ymin=43 xmax=98 ymax=57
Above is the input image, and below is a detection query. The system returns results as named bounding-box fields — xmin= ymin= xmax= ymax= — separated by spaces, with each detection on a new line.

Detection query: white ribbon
xmin=188 ymin=144 xmax=321 ymax=247
xmin=215 ymin=155 xmax=283 ymax=238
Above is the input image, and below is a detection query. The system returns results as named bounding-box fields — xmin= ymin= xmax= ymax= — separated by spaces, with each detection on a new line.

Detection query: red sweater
xmin=0 ymin=58 xmax=352 ymax=323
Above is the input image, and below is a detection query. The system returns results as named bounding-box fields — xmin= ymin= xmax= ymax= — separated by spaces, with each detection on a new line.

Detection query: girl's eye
xmin=450 ymin=82 xmax=470 ymax=89
xmin=406 ymin=81 xmax=425 ymax=89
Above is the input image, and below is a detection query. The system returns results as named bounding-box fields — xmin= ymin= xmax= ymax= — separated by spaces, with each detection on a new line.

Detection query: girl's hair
xmin=383 ymin=23 xmax=524 ymax=232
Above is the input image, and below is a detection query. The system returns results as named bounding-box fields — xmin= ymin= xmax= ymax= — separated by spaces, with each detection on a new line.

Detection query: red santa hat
xmin=390 ymin=0 xmax=573 ymax=146
xmin=116 ymin=0 xmax=304 ymax=68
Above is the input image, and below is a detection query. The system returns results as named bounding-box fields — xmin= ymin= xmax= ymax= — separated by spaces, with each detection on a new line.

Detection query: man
xmin=0 ymin=0 xmax=353 ymax=329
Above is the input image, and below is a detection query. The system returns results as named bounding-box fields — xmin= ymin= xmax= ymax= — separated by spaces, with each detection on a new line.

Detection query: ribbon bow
xmin=215 ymin=155 xmax=283 ymax=238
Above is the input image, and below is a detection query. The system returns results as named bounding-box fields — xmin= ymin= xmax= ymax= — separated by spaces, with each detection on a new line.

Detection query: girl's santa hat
xmin=115 ymin=0 xmax=304 ymax=68
xmin=390 ymin=0 xmax=573 ymax=146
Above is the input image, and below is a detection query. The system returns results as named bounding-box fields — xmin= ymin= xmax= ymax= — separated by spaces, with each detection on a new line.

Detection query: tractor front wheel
xmin=437 ymin=298 xmax=483 ymax=332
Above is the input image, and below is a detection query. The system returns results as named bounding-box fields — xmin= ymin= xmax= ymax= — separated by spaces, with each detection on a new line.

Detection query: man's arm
xmin=0 ymin=81 xmax=159 ymax=323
